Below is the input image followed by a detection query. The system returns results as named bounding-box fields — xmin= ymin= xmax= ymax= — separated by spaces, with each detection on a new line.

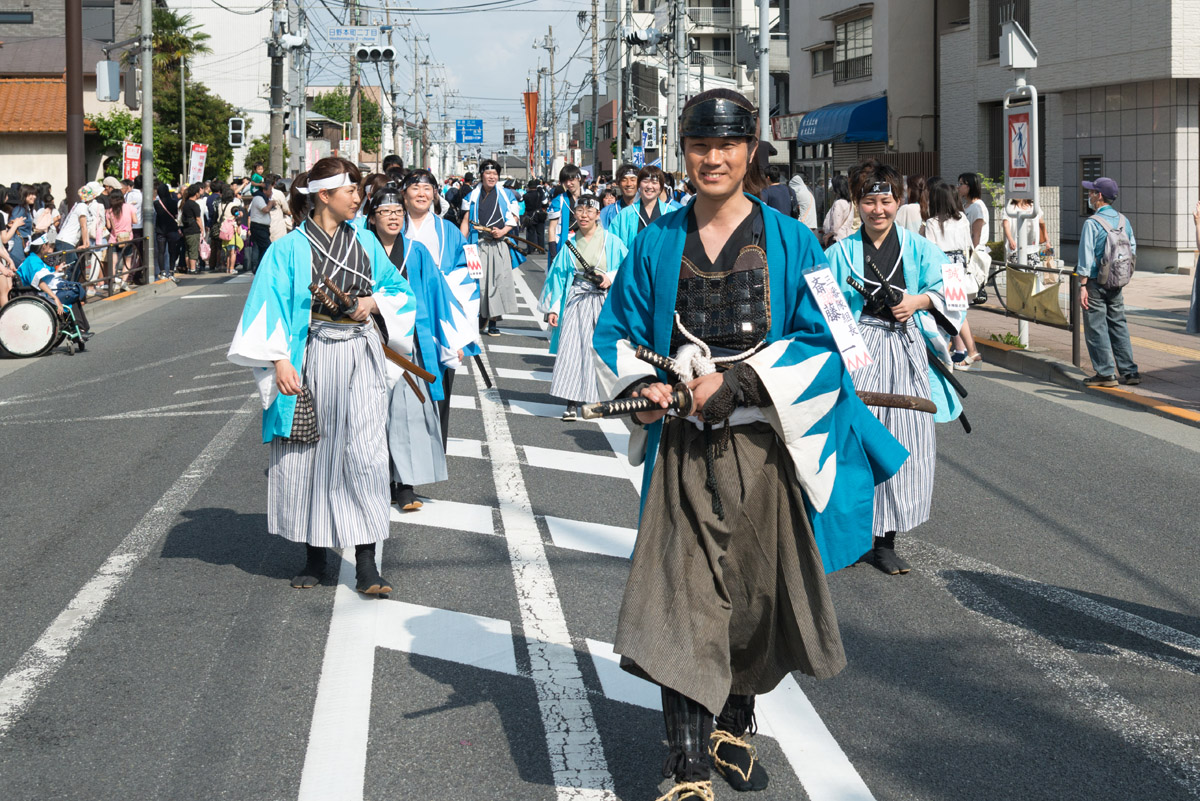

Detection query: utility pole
xmin=139 ymin=0 xmax=155 ymax=280
xmin=614 ymin=0 xmax=624 ymax=166
xmin=268 ymin=0 xmax=286 ymax=174
xmin=288 ymin=0 xmax=307 ymax=174
xmin=589 ymin=0 xmax=599 ymax=176
xmin=422 ymin=59 xmax=430 ymax=169
xmin=180 ymin=54 xmax=187 ymax=183
xmin=349 ymin=0 xmax=360 ymax=161
xmin=536 ymin=28 xmax=557 ymax=172
xmin=757 ymin=0 xmax=770 ymax=142
xmin=65 ymin=0 xmax=84 ymax=193
xmin=673 ymin=0 xmax=684 ymax=173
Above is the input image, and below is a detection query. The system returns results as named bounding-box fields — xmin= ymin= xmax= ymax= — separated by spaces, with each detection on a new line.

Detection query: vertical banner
xmin=121 ymin=141 xmax=142 ymax=181
xmin=187 ymin=143 xmax=208 ymax=184
xmin=1004 ymin=105 xmax=1034 ymax=201
xmin=523 ymin=91 xmax=538 ymax=171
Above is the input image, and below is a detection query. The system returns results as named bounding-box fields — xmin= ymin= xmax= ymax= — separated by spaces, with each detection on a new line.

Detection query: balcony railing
xmin=833 ymin=54 xmax=872 ymax=83
xmin=686 ymin=6 xmax=733 ymax=27
xmin=689 ymin=49 xmax=736 ymax=79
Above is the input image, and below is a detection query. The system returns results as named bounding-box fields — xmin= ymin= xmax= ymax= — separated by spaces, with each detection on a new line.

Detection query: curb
xmin=976 ymin=339 xmax=1200 ymax=430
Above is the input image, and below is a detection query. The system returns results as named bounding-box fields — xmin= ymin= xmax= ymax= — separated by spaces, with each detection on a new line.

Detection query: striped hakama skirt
xmin=549 ymin=278 xmax=606 ymax=403
xmin=614 ymin=420 xmax=845 ymax=716
xmin=387 ymin=344 xmax=447 ymax=487
xmin=478 ymin=238 xmax=520 ymax=319
xmin=852 ymin=315 xmax=935 ymax=536
xmin=267 ymin=321 xmax=391 ymax=548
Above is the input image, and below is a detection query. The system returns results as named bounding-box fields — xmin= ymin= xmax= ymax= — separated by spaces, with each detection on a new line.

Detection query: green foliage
xmin=989 ymin=332 xmax=1026 ymax=348
xmin=86 ymin=109 xmax=141 ymax=176
xmin=244 ymin=135 xmax=289 ymax=175
xmin=310 ymin=85 xmax=381 ymax=155
xmin=154 ymin=71 xmax=239 ymax=182
xmin=148 ymin=8 xmax=212 ymax=67
xmin=980 ymin=173 xmax=1006 ymax=209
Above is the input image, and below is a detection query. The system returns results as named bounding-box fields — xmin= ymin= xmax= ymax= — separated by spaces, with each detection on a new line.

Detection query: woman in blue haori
xmin=537 ymin=193 xmax=627 ymax=420
xmin=458 ymin=158 xmax=523 ymax=337
xmin=402 ymin=168 xmax=481 ymax=447
xmin=593 ymin=89 xmax=906 ymax=800
xmin=228 ymin=157 xmax=416 ymax=595
xmin=366 ymin=181 xmax=476 ymax=513
xmin=823 ymin=159 xmax=964 ymax=576
xmin=607 ymin=165 xmax=673 ymax=251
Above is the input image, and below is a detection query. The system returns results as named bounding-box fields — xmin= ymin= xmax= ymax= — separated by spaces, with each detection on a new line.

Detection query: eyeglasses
xmin=375 ymin=209 xmax=404 ymax=218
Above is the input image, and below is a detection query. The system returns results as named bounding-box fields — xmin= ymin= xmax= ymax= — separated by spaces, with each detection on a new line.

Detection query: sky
xmin=303 ymin=0 xmax=608 ymax=156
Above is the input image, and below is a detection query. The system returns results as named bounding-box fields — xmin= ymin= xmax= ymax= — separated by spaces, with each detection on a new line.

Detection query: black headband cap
xmin=402 ymin=169 xmax=437 ymax=189
xmin=678 ymin=97 xmax=757 ymax=139
xmin=577 ymin=193 xmax=601 ymax=210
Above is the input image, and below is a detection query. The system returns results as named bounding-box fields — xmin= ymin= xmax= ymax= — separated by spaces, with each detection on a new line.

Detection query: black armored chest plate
xmin=672 ymin=245 xmax=771 ymax=353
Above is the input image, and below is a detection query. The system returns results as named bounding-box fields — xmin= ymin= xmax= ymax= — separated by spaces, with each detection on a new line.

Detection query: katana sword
xmin=580 ymin=384 xmax=694 ymax=420
xmin=472 ymin=353 xmax=493 ymax=389
xmin=471 ymin=223 xmax=547 ymax=254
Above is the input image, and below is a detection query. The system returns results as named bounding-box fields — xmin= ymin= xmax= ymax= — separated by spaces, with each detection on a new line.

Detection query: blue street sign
xmin=456 ymin=118 xmax=483 ymax=144
xmin=632 ymin=146 xmax=645 ymax=168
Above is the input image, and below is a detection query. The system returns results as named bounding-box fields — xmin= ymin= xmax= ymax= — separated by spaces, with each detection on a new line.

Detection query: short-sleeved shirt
xmin=249 ymin=193 xmax=272 ymax=225
xmin=547 ymin=192 xmax=574 ymax=241
xmin=180 ymin=199 xmax=203 ymax=235
xmin=963 ymin=198 xmax=990 ymax=247
xmin=55 ymin=201 xmax=93 ymax=247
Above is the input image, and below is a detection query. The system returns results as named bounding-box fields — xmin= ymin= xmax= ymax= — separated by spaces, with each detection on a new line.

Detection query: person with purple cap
xmin=1077 ymin=176 xmax=1140 ymax=387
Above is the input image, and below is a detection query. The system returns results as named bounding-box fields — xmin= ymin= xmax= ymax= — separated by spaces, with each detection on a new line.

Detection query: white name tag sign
xmin=941 ymin=262 xmax=970 ymax=312
xmin=805 ymin=268 xmax=874 ymax=372
xmin=463 ymin=244 xmax=484 ymax=280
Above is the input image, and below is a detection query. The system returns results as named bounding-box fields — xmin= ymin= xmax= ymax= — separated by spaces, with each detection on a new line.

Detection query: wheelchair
xmin=0 ymin=280 xmax=89 ymax=358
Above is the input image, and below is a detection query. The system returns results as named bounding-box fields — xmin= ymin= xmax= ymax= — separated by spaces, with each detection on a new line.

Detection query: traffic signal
xmin=228 ymin=117 xmax=246 ymax=147
xmin=625 ymin=114 xmax=639 ymax=141
xmin=355 ymin=44 xmax=396 ymax=62
xmin=624 ymin=27 xmax=663 ymax=55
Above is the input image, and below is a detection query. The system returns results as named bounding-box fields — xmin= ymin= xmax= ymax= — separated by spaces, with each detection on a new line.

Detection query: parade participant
xmin=367 ymin=182 xmax=471 ymax=511
xmin=459 ymin=158 xmax=522 ymax=337
xmin=17 ymin=236 xmax=90 ymax=331
xmin=824 ymin=160 xmax=963 ymax=575
xmin=538 ymin=193 xmax=627 ymax=420
xmin=227 ymin=157 xmax=417 ymax=594
xmin=545 ymin=164 xmax=581 ymax=262
xmin=599 ymin=163 xmax=639 ymax=229
xmin=403 ymin=168 xmax=481 ymax=447
xmin=608 ymin=165 xmax=672 ymax=250
xmin=593 ymin=89 xmax=906 ymax=800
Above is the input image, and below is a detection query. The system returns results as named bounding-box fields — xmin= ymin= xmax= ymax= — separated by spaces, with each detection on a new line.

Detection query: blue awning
xmin=796 ymin=95 xmax=887 ymax=144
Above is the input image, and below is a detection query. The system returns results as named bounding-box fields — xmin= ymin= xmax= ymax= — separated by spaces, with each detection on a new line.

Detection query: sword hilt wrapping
xmin=580 ymin=384 xmax=693 ymax=420
xmin=634 ymin=345 xmax=680 ymax=378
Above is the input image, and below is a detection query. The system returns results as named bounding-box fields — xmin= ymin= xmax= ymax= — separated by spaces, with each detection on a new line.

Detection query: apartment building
xmin=940 ymin=0 xmax=1200 ymax=271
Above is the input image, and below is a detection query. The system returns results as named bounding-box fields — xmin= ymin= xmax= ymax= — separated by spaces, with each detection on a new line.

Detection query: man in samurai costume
xmin=227 ymin=157 xmax=417 ymax=594
xmin=599 ymin=163 xmax=639 ymax=229
xmin=824 ymin=160 xmax=964 ymax=575
xmin=608 ymin=165 xmax=675 ymax=251
xmin=402 ymin=168 xmax=482 ymax=447
xmin=537 ymin=193 xmax=628 ymax=420
xmin=593 ymin=90 xmax=907 ymax=801
xmin=458 ymin=158 xmax=523 ymax=337
xmin=365 ymin=182 xmax=476 ymax=512
xmin=545 ymin=163 xmax=581 ymax=262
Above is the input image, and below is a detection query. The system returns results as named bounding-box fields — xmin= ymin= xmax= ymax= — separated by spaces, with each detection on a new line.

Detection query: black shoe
xmin=871 ymin=545 xmax=911 ymax=575
xmin=354 ymin=543 xmax=392 ymax=595
xmin=486 ymin=322 xmax=501 ymax=336
xmin=1120 ymin=372 xmax=1142 ymax=386
xmin=1084 ymin=374 xmax=1119 ymax=388
xmin=291 ymin=544 xmax=327 ymax=588
xmin=711 ymin=695 xmax=768 ymax=792
xmin=391 ymin=482 xmax=423 ymax=511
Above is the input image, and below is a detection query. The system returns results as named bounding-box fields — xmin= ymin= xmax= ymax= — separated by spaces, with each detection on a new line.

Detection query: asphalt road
xmin=0 ymin=260 xmax=1197 ymax=801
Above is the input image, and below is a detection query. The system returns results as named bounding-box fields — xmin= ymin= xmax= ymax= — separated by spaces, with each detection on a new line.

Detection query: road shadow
xmin=159 ymin=508 xmax=310 ymax=583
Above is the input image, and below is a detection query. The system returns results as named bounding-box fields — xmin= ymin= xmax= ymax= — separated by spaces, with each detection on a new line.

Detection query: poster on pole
xmin=121 ymin=141 xmax=142 ymax=181
xmin=187 ymin=143 xmax=208 ymax=183
xmin=1004 ymin=105 xmax=1034 ymax=200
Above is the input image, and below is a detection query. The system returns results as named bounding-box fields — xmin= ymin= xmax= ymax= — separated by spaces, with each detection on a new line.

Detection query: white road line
xmin=376 ymin=600 xmax=519 ymax=676
xmin=908 ymin=539 xmax=1200 ymax=797
xmin=544 ymin=517 xmax=636 ymax=560
xmin=226 ymin=273 xmax=254 ymax=283
xmin=496 ymin=327 xmax=549 ymax=339
xmin=472 ymin=346 xmax=616 ymax=799
xmin=585 ymin=639 xmax=660 ymax=709
xmin=298 ymin=551 xmax=378 ymax=801
xmin=488 ymin=344 xmax=551 ymax=356
xmin=504 ymin=313 xmax=542 ymax=323
xmin=507 ymin=398 xmax=591 ymax=420
xmin=450 ymin=394 xmax=477 ymax=410
xmin=446 ymin=436 xmax=484 ymax=459
xmin=192 ymin=368 xmax=246 ymax=379
xmin=496 ymin=367 xmax=553 ymax=383
xmin=593 ymin=418 xmax=645 ymax=495
xmin=511 ymin=270 xmax=549 ymax=331
xmin=181 ymin=293 xmax=231 ymax=298
xmin=174 ymin=379 xmax=254 ymax=395
xmin=0 ymin=395 xmax=258 ymax=739
xmin=389 ymin=498 xmax=496 ymax=535
xmin=524 ymin=445 xmax=627 ymax=479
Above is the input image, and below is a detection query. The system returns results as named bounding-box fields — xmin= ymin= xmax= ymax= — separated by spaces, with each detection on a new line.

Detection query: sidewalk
xmin=966 ymin=271 xmax=1200 ymax=426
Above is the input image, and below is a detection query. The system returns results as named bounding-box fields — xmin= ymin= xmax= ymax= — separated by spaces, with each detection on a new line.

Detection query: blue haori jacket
xmin=227 ymin=220 xmax=417 ymax=443
xmin=463 ymin=184 xmax=526 ymax=270
xmin=383 ymin=231 xmax=477 ymax=402
xmin=592 ymin=196 xmax=909 ymax=574
xmin=607 ymin=199 xmax=671 ymax=251
xmin=537 ymin=228 xmax=628 ymax=354
xmin=824 ymin=226 xmax=965 ymax=423
xmin=405 ymin=213 xmax=483 ymax=360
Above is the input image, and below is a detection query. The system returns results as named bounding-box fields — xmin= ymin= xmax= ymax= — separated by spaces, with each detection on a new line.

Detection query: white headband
xmin=298 ymin=173 xmax=353 ymax=194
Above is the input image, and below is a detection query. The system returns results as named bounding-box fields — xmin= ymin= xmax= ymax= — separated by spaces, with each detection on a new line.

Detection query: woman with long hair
xmin=822 ymin=173 xmax=855 ymax=246
xmin=957 ymin=171 xmax=989 ymax=247
xmin=923 ymin=178 xmax=982 ymax=369
xmin=594 ymin=89 xmax=904 ymax=799
xmin=825 ymin=160 xmax=964 ymax=575
xmin=895 ymin=175 xmax=928 ymax=233
xmin=227 ymin=157 xmax=417 ymax=594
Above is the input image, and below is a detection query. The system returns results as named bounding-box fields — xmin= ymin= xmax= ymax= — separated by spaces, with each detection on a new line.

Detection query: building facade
xmin=939 ymin=0 xmax=1199 ymax=271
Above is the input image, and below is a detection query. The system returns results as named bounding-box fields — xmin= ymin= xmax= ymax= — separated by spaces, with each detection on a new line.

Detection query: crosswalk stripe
xmin=585 ymin=639 xmax=660 ymax=709
xmin=496 ymin=327 xmax=549 ymax=339
xmin=450 ymin=394 xmax=477 ymax=410
xmin=390 ymin=498 xmax=495 ymax=535
xmin=496 ymin=367 xmax=552 ymax=382
xmin=446 ymin=436 xmax=484 ymax=459
xmin=174 ymin=379 xmax=254 ymax=395
xmin=523 ymin=445 xmax=627 ymax=478
xmin=488 ymin=344 xmax=551 ymax=356
xmin=375 ymin=599 xmax=519 ymax=676
xmin=506 ymin=398 xmax=586 ymax=419
xmin=544 ymin=516 xmax=635 ymax=559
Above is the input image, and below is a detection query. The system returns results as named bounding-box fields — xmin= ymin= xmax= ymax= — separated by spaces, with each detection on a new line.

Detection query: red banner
xmin=188 ymin=143 xmax=209 ymax=184
xmin=122 ymin=141 xmax=142 ymax=181
xmin=523 ymin=91 xmax=538 ymax=170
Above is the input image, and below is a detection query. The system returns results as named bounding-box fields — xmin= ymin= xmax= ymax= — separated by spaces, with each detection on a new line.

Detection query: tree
xmin=310 ymin=85 xmax=381 ymax=155
xmin=244 ymin=135 xmax=288 ymax=176
xmin=87 ymin=109 xmax=141 ymax=176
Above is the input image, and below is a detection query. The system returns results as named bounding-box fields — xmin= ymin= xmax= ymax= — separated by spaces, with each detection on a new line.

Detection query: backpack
xmin=218 ymin=204 xmax=236 ymax=241
xmin=1093 ymin=213 xmax=1135 ymax=289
